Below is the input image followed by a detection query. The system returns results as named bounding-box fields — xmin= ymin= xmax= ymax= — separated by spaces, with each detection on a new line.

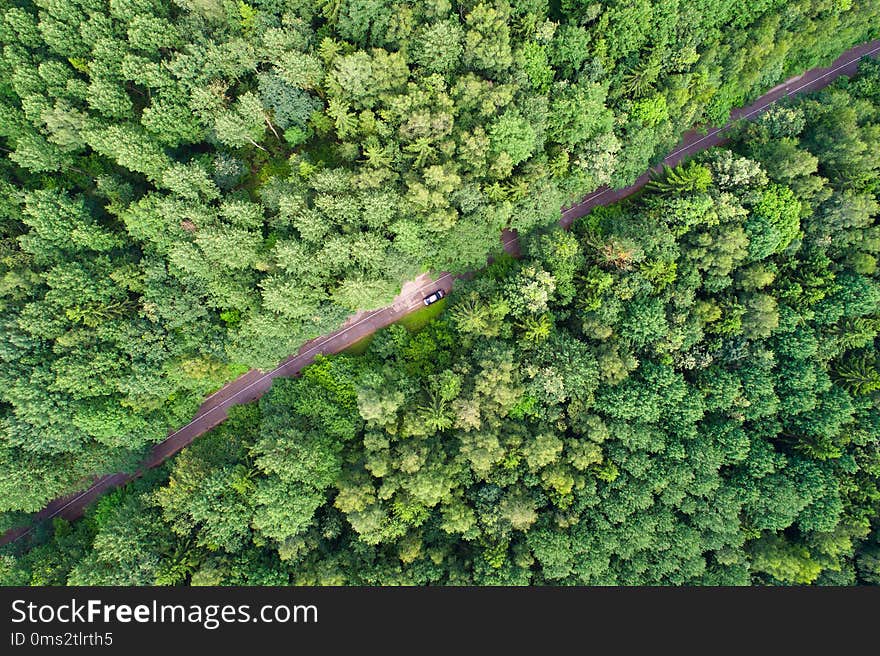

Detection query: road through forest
xmin=2 ymin=37 xmax=879 ymax=548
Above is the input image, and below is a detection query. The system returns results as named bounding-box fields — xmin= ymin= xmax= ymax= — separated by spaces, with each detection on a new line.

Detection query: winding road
xmin=2 ymin=37 xmax=879 ymax=548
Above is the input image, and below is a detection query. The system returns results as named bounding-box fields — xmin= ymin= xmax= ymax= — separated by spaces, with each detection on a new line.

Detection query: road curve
xmin=2 ymin=37 xmax=879 ymax=548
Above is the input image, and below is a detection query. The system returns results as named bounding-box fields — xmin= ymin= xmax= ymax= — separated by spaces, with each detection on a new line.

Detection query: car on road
xmin=423 ymin=289 xmax=445 ymax=306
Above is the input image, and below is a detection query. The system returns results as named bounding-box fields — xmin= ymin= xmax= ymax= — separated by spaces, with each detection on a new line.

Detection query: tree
xmin=745 ymin=184 xmax=801 ymax=260
xmin=213 ymin=92 xmax=269 ymax=150
xmin=488 ymin=110 xmax=537 ymax=168
xmin=505 ymin=265 xmax=555 ymax=316
xmin=647 ymin=162 xmax=713 ymax=195
xmin=546 ymin=81 xmax=612 ymax=148
xmin=749 ymin=534 xmax=822 ymax=584
xmin=413 ymin=21 xmax=464 ymax=74
xmin=834 ymin=353 xmax=880 ymax=395
xmin=462 ymin=2 xmax=513 ymax=75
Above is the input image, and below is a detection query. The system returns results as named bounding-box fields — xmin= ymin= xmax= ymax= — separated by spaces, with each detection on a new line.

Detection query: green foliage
xmin=488 ymin=110 xmax=538 ymax=168
xmin=745 ymin=184 xmax=802 ymax=260
xmin=834 ymin=353 xmax=880 ymax=395
xmin=647 ymin=162 xmax=713 ymax=195
xmin=3 ymin=0 xmax=880 ymax=588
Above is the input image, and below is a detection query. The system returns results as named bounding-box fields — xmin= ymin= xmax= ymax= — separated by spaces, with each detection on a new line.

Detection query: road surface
xmin=2 ymin=37 xmax=879 ymax=548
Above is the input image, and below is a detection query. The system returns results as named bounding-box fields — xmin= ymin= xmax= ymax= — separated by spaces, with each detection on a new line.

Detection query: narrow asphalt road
xmin=2 ymin=37 xmax=879 ymax=548
xmin=0 ymin=273 xmax=454 ymax=546
xmin=557 ymin=38 xmax=880 ymax=227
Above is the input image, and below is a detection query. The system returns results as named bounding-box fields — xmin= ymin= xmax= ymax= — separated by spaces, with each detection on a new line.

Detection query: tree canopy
xmin=4 ymin=59 xmax=880 ymax=585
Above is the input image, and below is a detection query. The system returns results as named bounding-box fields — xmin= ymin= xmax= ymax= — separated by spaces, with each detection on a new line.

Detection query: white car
xmin=423 ymin=289 xmax=445 ymax=306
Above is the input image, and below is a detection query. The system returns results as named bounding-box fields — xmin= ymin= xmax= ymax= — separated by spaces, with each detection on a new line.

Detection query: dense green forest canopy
xmin=1 ymin=0 xmax=879 ymax=517
xmin=4 ymin=61 xmax=880 ymax=585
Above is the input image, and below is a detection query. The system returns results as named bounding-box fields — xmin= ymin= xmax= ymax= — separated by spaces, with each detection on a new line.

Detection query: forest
xmin=1 ymin=0 xmax=879 ymax=519
xmin=3 ymin=57 xmax=879 ymax=585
